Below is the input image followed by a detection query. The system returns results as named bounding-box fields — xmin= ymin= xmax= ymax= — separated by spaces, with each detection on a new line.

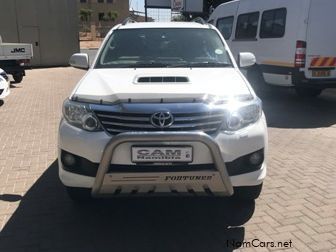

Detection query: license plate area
xmin=131 ymin=146 xmax=193 ymax=163
xmin=312 ymin=70 xmax=331 ymax=77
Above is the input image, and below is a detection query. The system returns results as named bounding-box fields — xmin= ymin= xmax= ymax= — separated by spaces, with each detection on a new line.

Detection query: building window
xmin=235 ymin=12 xmax=259 ymax=40
xmin=97 ymin=0 xmax=104 ymax=3
xmin=260 ymin=8 xmax=287 ymax=38
xmin=107 ymin=0 xmax=113 ymax=3
xmin=99 ymin=12 xmax=105 ymax=21
xmin=216 ymin=16 xmax=234 ymax=40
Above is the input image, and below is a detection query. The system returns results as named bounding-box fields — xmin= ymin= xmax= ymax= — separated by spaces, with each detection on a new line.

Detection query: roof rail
xmin=192 ymin=17 xmax=206 ymax=25
xmin=122 ymin=17 xmax=137 ymax=25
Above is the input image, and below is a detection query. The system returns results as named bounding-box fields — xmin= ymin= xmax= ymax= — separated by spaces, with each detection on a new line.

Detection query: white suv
xmin=0 ymin=68 xmax=10 ymax=102
xmin=59 ymin=20 xmax=268 ymax=201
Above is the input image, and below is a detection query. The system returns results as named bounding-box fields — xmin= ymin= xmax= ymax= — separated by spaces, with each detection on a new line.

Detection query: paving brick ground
xmin=80 ymin=40 xmax=103 ymax=49
xmin=0 ymin=68 xmax=335 ymax=252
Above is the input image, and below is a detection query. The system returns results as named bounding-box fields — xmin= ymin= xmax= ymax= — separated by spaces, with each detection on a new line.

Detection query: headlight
xmin=62 ymin=99 xmax=101 ymax=131
xmin=222 ymin=99 xmax=262 ymax=133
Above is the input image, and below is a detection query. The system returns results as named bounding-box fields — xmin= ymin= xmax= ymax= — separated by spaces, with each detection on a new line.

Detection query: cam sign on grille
xmin=132 ymin=146 xmax=192 ymax=163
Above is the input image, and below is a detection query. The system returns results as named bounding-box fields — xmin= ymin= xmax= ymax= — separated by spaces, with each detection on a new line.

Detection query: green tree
xmin=79 ymin=8 xmax=93 ymax=22
xmin=107 ymin=11 xmax=118 ymax=22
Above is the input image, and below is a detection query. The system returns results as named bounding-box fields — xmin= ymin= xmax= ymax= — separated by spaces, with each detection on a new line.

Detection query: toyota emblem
xmin=150 ymin=111 xmax=174 ymax=128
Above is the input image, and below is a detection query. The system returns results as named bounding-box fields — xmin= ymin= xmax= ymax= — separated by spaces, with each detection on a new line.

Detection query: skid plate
xmin=91 ymin=132 xmax=233 ymax=197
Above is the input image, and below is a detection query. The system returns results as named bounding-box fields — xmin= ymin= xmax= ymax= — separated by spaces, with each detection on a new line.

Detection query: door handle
xmin=35 ymin=42 xmax=39 ymax=46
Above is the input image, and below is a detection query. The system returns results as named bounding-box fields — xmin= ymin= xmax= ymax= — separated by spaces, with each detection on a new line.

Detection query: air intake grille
xmin=137 ymin=76 xmax=189 ymax=83
xmin=94 ymin=110 xmax=225 ymax=135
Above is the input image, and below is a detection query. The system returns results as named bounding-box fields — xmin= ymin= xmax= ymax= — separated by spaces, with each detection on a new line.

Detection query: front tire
xmin=232 ymin=183 xmax=263 ymax=201
xmin=295 ymin=87 xmax=322 ymax=98
xmin=65 ymin=186 xmax=92 ymax=202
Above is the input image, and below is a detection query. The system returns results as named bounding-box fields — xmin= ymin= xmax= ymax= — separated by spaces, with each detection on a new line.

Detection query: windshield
xmin=95 ymin=28 xmax=233 ymax=68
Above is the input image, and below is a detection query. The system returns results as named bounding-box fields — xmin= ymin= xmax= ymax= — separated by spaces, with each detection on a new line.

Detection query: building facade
xmin=0 ymin=0 xmax=79 ymax=67
xmin=78 ymin=0 xmax=129 ymax=24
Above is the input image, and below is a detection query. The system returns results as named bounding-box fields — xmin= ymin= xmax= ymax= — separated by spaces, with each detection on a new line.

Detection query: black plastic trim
xmin=225 ymin=149 xmax=264 ymax=176
xmin=61 ymin=150 xmax=99 ymax=177
xmin=108 ymin=164 xmax=216 ymax=173
xmin=259 ymin=64 xmax=294 ymax=75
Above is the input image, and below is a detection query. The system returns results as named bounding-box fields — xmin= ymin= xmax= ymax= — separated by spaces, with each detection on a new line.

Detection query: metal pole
xmin=145 ymin=0 xmax=148 ymax=22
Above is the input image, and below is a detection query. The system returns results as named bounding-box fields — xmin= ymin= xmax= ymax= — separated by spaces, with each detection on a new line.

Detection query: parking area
xmin=0 ymin=67 xmax=336 ymax=251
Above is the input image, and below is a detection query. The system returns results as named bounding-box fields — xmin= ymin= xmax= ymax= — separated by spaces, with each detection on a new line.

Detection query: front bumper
xmin=58 ymin=116 xmax=267 ymax=197
xmin=93 ymin=132 xmax=233 ymax=197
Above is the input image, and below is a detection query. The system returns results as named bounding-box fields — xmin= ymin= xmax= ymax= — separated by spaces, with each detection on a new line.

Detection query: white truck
xmin=58 ymin=20 xmax=268 ymax=202
xmin=0 ymin=36 xmax=33 ymax=83
xmin=209 ymin=0 xmax=336 ymax=97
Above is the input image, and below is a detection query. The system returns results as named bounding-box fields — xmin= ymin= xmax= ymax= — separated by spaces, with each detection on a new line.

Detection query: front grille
xmin=94 ymin=109 xmax=225 ymax=135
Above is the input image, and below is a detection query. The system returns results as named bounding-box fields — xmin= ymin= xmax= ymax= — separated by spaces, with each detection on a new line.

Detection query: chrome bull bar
xmin=91 ymin=132 xmax=233 ymax=197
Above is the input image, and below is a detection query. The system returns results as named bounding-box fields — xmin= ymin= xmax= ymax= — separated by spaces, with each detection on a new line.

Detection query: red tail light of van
xmin=295 ymin=41 xmax=307 ymax=68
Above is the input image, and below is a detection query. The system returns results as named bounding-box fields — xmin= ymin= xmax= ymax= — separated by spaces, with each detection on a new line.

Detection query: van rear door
xmin=305 ymin=0 xmax=336 ymax=80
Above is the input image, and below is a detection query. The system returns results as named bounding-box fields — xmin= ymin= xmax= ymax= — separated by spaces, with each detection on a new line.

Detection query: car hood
xmin=72 ymin=68 xmax=252 ymax=104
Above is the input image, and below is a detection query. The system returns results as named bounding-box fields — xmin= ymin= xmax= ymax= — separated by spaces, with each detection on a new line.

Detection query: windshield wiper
xmin=169 ymin=62 xmax=232 ymax=68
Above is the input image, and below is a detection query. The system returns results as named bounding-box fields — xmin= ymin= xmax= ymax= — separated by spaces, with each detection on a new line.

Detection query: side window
xmin=260 ymin=8 xmax=287 ymax=38
xmin=235 ymin=12 xmax=259 ymax=40
xmin=216 ymin=16 xmax=234 ymax=40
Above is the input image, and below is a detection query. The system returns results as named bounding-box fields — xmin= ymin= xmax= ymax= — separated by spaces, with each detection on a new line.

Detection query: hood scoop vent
xmin=136 ymin=76 xmax=189 ymax=84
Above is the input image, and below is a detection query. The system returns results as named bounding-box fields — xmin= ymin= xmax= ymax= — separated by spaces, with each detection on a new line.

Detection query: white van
xmin=209 ymin=0 xmax=336 ymax=97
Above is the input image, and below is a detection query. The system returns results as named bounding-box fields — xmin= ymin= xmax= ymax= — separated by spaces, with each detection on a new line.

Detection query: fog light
xmin=63 ymin=153 xmax=77 ymax=167
xmin=249 ymin=151 xmax=263 ymax=166
xmin=82 ymin=114 xmax=98 ymax=131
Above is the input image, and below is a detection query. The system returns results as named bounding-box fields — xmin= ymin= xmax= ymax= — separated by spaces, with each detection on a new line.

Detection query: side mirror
xmin=69 ymin=53 xmax=89 ymax=69
xmin=238 ymin=52 xmax=256 ymax=68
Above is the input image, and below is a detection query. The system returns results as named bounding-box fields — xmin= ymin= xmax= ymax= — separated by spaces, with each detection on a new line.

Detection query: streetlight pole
xmin=145 ymin=0 xmax=148 ymax=22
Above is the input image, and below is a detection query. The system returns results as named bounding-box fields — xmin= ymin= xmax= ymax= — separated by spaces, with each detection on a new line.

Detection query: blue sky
xmin=129 ymin=0 xmax=145 ymax=13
